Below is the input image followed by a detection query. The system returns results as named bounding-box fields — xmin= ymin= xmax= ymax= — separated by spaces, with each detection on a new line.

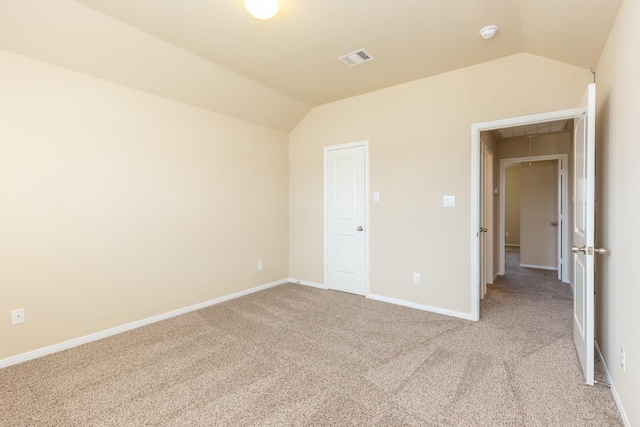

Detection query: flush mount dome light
xmin=245 ymin=0 xmax=279 ymax=20
xmin=479 ymin=25 xmax=498 ymax=39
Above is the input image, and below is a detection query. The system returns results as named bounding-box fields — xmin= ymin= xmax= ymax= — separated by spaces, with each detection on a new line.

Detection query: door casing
xmin=498 ymin=155 xmax=569 ymax=282
xmin=471 ymin=108 xmax=582 ymax=321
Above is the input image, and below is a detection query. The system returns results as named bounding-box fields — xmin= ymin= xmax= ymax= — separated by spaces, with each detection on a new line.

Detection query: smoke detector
xmin=479 ymin=25 xmax=498 ymax=40
xmin=338 ymin=49 xmax=375 ymax=67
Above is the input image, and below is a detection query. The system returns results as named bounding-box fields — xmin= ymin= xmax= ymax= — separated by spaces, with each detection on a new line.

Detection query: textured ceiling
xmin=72 ymin=0 xmax=621 ymax=105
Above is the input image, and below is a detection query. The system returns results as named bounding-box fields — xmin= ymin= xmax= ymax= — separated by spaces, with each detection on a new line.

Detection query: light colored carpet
xmin=0 ymin=248 xmax=623 ymax=426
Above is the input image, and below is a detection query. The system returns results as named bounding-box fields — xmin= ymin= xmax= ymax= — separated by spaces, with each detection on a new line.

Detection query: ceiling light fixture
xmin=245 ymin=0 xmax=279 ymax=20
xmin=479 ymin=25 xmax=498 ymax=40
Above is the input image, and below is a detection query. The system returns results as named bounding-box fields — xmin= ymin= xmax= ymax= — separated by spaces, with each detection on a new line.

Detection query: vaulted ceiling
xmin=0 ymin=0 xmax=623 ymax=131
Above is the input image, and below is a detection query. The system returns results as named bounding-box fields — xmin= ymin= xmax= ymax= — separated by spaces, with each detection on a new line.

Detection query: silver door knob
xmin=572 ymin=245 xmax=609 ymax=255
xmin=357 ymin=226 xmax=364 ymax=231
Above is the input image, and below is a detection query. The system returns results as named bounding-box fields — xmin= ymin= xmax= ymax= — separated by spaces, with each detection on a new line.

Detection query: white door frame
xmin=324 ymin=140 xmax=370 ymax=295
xmin=471 ymin=108 xmax=582 ymax=321
xmin=498 ymin=154 xmax=569 ymax=282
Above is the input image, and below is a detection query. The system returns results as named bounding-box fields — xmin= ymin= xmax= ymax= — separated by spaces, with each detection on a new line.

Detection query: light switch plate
xmin=373 ymin=192 xmax=380 ymax=202
xmin=443 ymin=195 xmax=455 ymax=207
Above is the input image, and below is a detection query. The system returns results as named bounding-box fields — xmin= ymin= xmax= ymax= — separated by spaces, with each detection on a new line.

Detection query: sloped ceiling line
xmin=0 ymin=0 xmax=623 ymax=131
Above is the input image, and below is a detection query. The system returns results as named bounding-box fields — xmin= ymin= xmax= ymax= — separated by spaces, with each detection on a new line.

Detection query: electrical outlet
xmin=413 ymin=273 xmax=421 ymax=284
xmin=257 ymin=261 xmax=263 ymax=270
xmin=505 ymin=231 xmax=510 ymax=237
xmin=443 ymin=196 xmax=455 ymax=207
xmin=621 ymin=346 xmax=626 ymax=372
xmin=11 ymin=308 xmax=25 ymax=325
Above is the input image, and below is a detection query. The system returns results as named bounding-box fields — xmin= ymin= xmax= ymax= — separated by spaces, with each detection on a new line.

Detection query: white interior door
xmin=325 ymin=144 xmax=367 ymax=295
xmin=572 ymin=83 xmax=596 ymax=385
xmin=484 ymin=147 xmax=494 ymax=287
xmin=479 ymin=142 xmax=486 ymax=299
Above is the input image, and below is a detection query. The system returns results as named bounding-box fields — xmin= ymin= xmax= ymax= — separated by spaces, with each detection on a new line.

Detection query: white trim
xmin=595 ymin=341 xmax=631 ymax=427
xmin=0 ymin=279 xmax=288 ymax=369
xmin=367 ymin=293 xmax=473 ymax=321
xmin=324 ymin=141 xmax=370 ymax=297
xmin=518 ymin=263 xmax=558 ymax=271
xmin=289 ymin=278 xmax=327 ymax=290
xmin=471 ymin=108 xmax=584 ymax=321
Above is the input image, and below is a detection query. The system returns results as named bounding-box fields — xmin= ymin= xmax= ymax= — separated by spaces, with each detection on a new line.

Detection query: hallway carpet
xmin=0 ymin=251 xmax=623 ymax=425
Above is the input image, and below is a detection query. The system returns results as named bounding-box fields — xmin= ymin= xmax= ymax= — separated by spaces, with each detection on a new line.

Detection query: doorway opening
xmin=470 ymin=108 xmax=582 ymax=321
xmin=499 ymin=154 xmax=570 ymax=283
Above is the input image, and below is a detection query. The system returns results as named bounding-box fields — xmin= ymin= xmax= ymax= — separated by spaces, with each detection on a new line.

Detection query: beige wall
xmin=595 ymin=0 xmax=640 ymax=424
xmin=289 ymin=53 xmax=591 ymax=315
xmin=504 ymin=165 xmax=521 ymax=245
xmin=0 ymin=50 xmax=289 ymax=359
xmin=519 ymin=160 xmax=558 ymax=268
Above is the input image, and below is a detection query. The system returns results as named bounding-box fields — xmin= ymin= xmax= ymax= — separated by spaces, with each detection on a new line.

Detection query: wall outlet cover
xmin=11 ymin=308 xmax=25 ymax=325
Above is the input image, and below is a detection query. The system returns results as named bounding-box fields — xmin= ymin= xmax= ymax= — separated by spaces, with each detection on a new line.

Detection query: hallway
xmin=478 ymin=246 xmax=623 ymax=425
xmin=492 ymin=246 xmax=565 ymax=299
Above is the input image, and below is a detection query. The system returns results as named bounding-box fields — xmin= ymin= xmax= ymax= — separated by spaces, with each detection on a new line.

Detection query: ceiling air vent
xmin=338 ymin=49 xmax=375 ymax=67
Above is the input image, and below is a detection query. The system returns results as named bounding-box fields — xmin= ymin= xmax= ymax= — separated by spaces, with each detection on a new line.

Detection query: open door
xmin=484 ymin=147 xmax=494 ymax=288
xmin=572 ymin=83 xmax=605 ymax=385
xmin=479 ymin=141 xmax=486 ymax=299
xmin=479 ymin=141 xmax=494 ymax=299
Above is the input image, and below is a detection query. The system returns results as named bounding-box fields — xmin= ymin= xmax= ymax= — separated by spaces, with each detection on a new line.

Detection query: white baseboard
xmin=0 ymin=278 xmax=289 ymax=370
xmin=595 ymin=341 xmax=630 ymax=426
xmin=289 ymin=278 xmax=327 ymax=290
xmin=289 ymin=281 xmax=471 ymax=320
xmin=367 ymin=293 xmax=473 ymax=321
xmin=519 ymin=263 xmax=558 ymax=271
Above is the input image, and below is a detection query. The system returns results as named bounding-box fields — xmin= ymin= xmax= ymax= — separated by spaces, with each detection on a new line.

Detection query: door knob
xmin=357 ymin=226 xmax=364 ymax=231
xmin=571 ymin=245 xmax=609 ymax=255
xmin=551 ymin=221 xmax=558 ymax=226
